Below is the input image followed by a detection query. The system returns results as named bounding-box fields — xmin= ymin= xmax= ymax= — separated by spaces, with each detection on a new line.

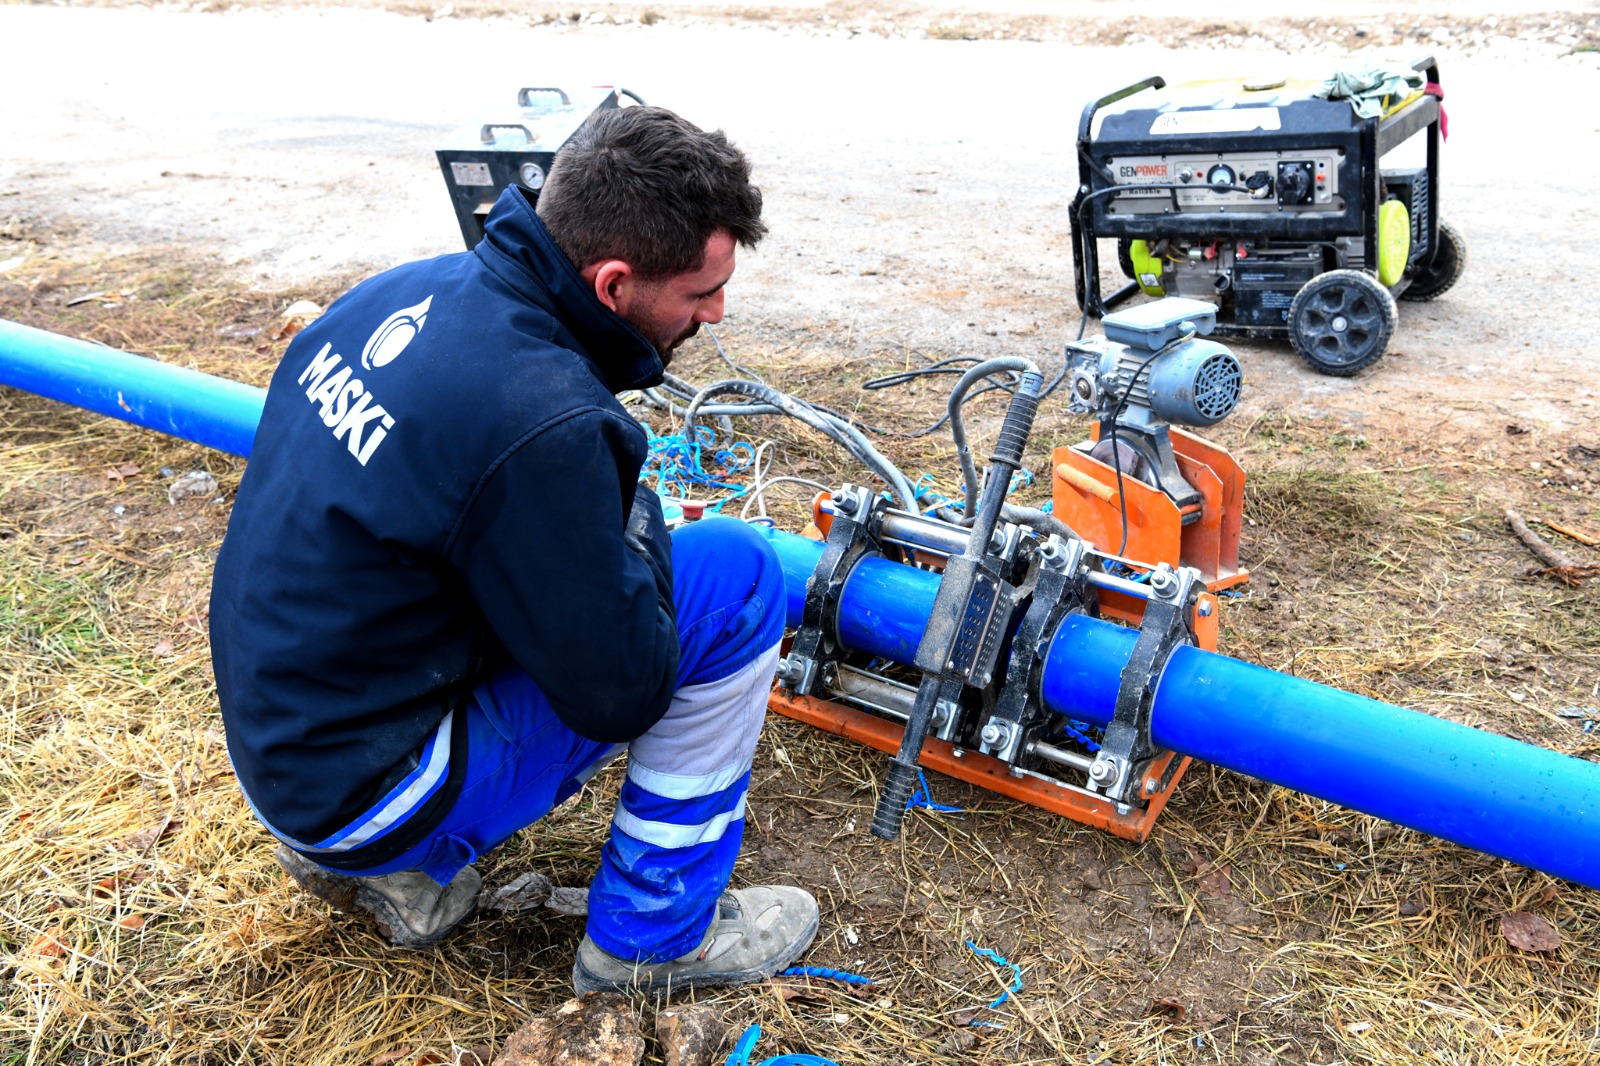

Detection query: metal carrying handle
xmin=516 ymin=87 xmax=571 ymax=107
xmin=480 ymin=123 xmax=534 ymax=145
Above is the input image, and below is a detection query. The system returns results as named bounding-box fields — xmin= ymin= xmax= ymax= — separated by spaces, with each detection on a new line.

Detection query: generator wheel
xmin=1399 ymin=220 xmax=1467 ymax=302
xmin=1288 ymin=269 xmax=1398 ymax=376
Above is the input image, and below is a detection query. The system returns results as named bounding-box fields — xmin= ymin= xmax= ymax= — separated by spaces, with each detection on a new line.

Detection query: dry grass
xmin=3 ymin=243 xmax=1599 ymax=1065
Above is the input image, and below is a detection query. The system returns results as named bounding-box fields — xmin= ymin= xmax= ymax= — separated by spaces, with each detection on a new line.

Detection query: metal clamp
xmin=981 ymin=535 xmax=1091 ymax=763
xmin=777 ymin=485 xmax=890 ymax=697
xmin=1087 ymin=562 xmax=1202 ymax=809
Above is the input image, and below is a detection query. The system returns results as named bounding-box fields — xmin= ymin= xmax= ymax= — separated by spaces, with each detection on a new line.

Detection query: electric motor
xmin=1066 ymin=297 xmax=1242 ymax=428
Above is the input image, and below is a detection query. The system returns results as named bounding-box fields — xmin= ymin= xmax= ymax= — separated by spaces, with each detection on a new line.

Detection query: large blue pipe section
xmin=0 ymin=319 xmax=264 ymax=457
xmin=759 ymin=526 xmax=1600 ymax=890
xmin=5 ymin=321 xmax=1597 ymax=889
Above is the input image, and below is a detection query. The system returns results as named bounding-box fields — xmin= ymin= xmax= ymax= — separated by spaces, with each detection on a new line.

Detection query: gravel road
xmin=3 ymin=3 xmax=1598 ymax=433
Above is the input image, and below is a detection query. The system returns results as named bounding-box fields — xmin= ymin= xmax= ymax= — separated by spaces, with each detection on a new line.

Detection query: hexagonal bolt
xmin=1149 ymin=567 xmax=1178 ymax=597
xmin=774 ymin=657 xmax=804 ymax=684
xmin=1089 ymin=757 xmax=1118 ymax=784
xmin=980 ymin=721 xmax=1009 ymax=748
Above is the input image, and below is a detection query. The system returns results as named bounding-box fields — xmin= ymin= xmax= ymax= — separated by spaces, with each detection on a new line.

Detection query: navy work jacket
xmin=209 ymin=187 xmax=678 ymax=867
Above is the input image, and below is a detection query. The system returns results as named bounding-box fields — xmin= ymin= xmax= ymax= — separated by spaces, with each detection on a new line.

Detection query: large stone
xmin=655 ymin=1005 xmax=727 ymax=1066
xmin=492 ymin=994 xmax=643 ymax=1066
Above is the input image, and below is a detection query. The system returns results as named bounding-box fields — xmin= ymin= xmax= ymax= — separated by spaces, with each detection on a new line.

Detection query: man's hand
xmin=625 ymin=483 xmax=675 ymax=615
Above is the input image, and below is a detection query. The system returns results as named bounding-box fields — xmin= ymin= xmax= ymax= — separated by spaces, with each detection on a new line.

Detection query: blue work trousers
xmin=330 ymin=517 xmax=785 ymax=962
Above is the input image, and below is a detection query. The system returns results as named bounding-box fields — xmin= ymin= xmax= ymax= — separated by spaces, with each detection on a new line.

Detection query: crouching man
xmin=208 ymin=105 xmax=817 ymax=996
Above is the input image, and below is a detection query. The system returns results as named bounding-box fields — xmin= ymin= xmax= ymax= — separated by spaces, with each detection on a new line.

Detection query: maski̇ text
xmin=297 ymin=344 xmax=396 ymax=465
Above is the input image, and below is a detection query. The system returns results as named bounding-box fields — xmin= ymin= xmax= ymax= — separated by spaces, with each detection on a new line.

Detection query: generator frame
xmin=1070 ymin=57 xmax=1452 ymax=375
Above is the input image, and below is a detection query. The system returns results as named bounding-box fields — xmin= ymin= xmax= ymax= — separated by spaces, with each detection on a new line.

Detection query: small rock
xmin=167 ymin=470 xmax=218 ymax=505
xmin=493 ymin=994 xmax=643 ymax=1066
xmin=480 ymin=872 xmax=553 ymax=913
xmin=547 ymin=886 xmax=590 ymax=916
xmin=479 ymin=872 xmax=589 ymax=916
xmin=655 ymin=1005 xmax=726 ymax=1066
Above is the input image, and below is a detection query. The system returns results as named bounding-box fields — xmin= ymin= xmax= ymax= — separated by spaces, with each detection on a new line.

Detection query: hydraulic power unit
xmin=1071 ymin=58 xmax=1466 ymax=376
xmin=436 ymin=85 xmax=643 ymax=249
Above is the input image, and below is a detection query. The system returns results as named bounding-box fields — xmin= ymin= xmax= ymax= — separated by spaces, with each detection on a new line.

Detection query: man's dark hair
xmin=537 ymin=105 xmax=766 ymax=280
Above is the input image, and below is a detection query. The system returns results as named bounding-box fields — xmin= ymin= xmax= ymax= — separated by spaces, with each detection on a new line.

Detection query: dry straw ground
xmin=2 ymin=226 xmax=1599 ymax=1064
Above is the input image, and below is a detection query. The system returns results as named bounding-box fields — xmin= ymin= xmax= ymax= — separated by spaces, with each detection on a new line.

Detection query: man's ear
xmin=581 ymin=259 xmax=634 ymax=314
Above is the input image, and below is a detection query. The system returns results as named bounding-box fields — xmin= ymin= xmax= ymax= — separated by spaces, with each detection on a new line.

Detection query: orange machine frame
xmin=1051 ymin=425 xmax=1248 ymax=592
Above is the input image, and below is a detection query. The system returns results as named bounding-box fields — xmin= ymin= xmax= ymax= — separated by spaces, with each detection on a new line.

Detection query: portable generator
xmin=1070 ymin=57 xmax=1466 ymax=376
xmin=436 ymin=85 xmax=644 ymax=249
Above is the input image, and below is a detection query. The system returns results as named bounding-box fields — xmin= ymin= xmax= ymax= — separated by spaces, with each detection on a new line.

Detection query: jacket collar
xmin=474 ymin=186 xmax=665 ymax=393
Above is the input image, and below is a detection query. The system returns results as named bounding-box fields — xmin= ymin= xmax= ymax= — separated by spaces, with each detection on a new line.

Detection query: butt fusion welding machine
xmin=770 ymin=298 xmax=1247 ymax=842
xmin=1072 ymin=58 xmax=1465 ymax=376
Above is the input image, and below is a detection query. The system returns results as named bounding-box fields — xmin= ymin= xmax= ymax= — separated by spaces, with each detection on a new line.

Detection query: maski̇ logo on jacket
xmin=362 ymin=295 xmax=432 ymax=370
xmin=293 ymin=295 xmax=427 ymax=466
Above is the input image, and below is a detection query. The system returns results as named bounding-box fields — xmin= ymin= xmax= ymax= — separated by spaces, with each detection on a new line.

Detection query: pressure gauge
xmin=520 ymin=162 xmax=546 ymax=190
xmin=1206 ymin=164 xmax=1236 ymax=187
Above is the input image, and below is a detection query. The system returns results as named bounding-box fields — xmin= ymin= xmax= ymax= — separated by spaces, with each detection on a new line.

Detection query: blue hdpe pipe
xmin=5 ymin=321 xmax=1597 ymax=888
xmin=758 ymin=526 xmax=1600 ymax=890
xmin=0 ymin=319 xmax=265 ymax=457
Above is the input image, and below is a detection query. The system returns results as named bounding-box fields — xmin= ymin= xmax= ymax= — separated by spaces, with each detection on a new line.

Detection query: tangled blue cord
xmin=965 ymin=940 xmax=1023 ymax=1026
xmin=906 ymin=468 xmax=1036 ymax=513
xmin=640 ymin=426 xmax=755 ymax=512
xmin=1102 ymin=559 xmax=1152 ymax=582
xmin=906 ymin=769 xmax=961 ymax=813
xmin=725 ymin=1024 xmax=839 ymax=1066
xmin=1054 ymin=719 xmax=1101 ymax=752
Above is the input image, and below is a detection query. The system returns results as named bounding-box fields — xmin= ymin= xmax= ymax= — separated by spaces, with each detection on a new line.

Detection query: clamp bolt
xmin=1089 ymin=758 xmax=1118 ymax=784
xmin=980 ymin=721 xmax=1008 ymax=747
xmin=1149 ymin=568 xmax=1177 ymax=597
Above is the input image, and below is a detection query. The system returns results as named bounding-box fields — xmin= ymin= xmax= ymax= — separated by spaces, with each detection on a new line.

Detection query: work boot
xmin=572 ymin=885 xmax=820 ymax=997
xmin=274 ymin=843 xmax=481 ymax=948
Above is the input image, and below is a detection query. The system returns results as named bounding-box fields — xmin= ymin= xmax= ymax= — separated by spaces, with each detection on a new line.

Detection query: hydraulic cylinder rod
xmin=757 ymin=526 xmax=1600 ymax=890
xmin=0 ymin=319 xmax=264 ymax=457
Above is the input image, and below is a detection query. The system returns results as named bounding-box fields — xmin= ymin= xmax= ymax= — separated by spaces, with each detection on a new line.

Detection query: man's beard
xmin=656 ymin=321 xmax=700 ymax=367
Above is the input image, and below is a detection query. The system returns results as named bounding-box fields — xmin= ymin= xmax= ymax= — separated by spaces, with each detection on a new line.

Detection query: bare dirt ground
xmin=3 ymin=3 xmax=1600 ymax=1065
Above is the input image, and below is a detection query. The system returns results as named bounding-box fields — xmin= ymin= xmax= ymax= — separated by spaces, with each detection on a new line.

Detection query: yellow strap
xmin=1382 ymin=89 xmax=1426 ymax=118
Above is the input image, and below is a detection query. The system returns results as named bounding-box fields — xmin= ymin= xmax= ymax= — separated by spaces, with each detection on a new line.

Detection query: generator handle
xmin=516 ymin=87 xmax=572 ymax=107
xmin=1076 ymin=75 xmax=1166 ymax=146
xmin=480 ymin=123 xmax=535 ymax=145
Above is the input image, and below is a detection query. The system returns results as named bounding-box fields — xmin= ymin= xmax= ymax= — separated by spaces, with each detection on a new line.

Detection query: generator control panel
xmin=1105 ymin=150 xmax=1345 ymax=215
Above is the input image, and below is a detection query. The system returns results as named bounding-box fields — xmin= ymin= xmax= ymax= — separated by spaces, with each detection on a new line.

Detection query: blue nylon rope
xmin=778 ymin=966 xmax=876 ymax=986
xmin=725 ymin=1024 xmax=839 ymax=1066
xmin=965 ymin=940 xmax=1023 ymax=1025
xmin=906 ymin=769 xmax=961 ymax=813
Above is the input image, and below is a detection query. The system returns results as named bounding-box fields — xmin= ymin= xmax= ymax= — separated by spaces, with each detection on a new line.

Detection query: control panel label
xmin=1150 ymin=108 xmax=1282 ymax=135
xmin=450 ymin=162 xmax=495 ymax=187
